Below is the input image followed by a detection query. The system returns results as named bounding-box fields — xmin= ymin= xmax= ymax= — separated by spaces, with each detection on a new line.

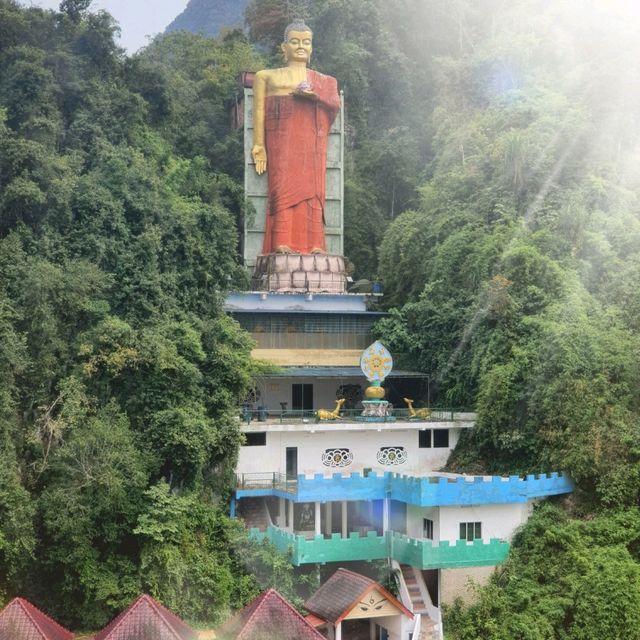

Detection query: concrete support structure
xmin=325 ymin=502 xmax=333 ymax=536
xmin=315 ymin=502 xmax=322 ymax=536
xmin=341 ymin=501 xmax=348 ymax=538
xmin=383 ymin=497 xmax=390 ymax=533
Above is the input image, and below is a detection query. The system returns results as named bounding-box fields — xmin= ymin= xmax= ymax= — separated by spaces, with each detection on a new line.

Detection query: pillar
xmin=335 ymin=622 xmax=342 ymax=640
xmin=383 ymin=498 xmax=390 ymax=533
xmin=230 ymin=497 xmax=236 ymax=519
xmin=341 ymin=501 xmax=348 ymax=538
xmin=325 ymin=502 xmax=333 ymax=536
xmin=288 ymin=500 xmax=294 ymax=531
xmin=278 ymin=497 xmax=285 ymax=528
xmin=315 ymin=502 xmax=322 ymax=536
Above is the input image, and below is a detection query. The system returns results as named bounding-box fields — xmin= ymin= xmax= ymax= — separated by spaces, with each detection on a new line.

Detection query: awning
xmin=258 ymin=366 xmax=428 ymax=379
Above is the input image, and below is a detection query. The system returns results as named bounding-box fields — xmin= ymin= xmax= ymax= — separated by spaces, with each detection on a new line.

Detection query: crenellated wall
xmin=249 ymin=527 xmax=510 ymax=568
xmin=236 ymin=471 xmax=574 ymax=506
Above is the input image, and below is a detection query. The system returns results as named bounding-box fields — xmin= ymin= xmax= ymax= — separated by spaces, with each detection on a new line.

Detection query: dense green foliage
xmin=0 ymin=0 xmax=292 ymax=628
xmin=446 ymin=503 xmax=640 ymax=640
xmin=375 ymin=0 xmax=640 ymax=506
xmin=364 ymin=1 xmax=640 ymax=635
xmin=3 ymin=0 xmax=640 ymax=635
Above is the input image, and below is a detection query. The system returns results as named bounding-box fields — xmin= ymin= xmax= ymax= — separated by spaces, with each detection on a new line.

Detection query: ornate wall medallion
xmin=322 ymin=448 xmax=353 ymax=467
xmin=376 ymin=446 xmax=407 ymax=465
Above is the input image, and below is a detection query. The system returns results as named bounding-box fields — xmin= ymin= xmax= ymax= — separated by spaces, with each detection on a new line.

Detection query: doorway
xmin=286 ymin=447 xmax=298 ymax=480
xmin=292 ymin=383 xmax=313 ymax=411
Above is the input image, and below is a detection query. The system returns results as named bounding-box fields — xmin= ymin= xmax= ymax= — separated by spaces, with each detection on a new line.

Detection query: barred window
xmin=460 ymin=521 xmax=482 ymax=541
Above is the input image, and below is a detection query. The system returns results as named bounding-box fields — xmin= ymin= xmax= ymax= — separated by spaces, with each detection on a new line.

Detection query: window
xmin=418 ymin=430 xmax=432 ymax=448
xmin=423 ymin=518 xmax=434 ymax=540
xmin=244 ymin=432 xmax=266 ymax=446
xmin=460 ymin=521 xmax=482 ymax=541
xmin=292 ymin=383 xmax=313 ymax=411
xmin=433 ymin=429 xmax=449 ymax=448
xmin=375 ymin=625 xmax=389 ymax=640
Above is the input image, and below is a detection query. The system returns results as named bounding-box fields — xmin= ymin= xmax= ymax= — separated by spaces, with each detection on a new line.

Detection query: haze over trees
xmin=165 ymin=0 xmax=248 ymax=37
xmin=1 ymin=0 xmax=640 ymax=636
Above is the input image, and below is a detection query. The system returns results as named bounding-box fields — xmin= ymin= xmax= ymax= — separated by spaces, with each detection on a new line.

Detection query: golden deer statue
xmin=316 ymin=398 xmax=346 ymax=421
xmin=403 ymin=398 xmax=430 ymax=420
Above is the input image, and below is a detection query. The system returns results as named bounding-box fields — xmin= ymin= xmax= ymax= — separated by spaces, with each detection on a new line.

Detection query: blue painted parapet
xmin=388 ymin=472 xmax=574 ymax=506
xmin=297 ymin=472 xmax=388 ymax=501
xmin=240 ymin=471 xmax=573 ymax=506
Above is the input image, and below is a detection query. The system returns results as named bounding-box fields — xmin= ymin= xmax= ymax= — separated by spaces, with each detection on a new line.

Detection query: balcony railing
xmin=236 ymin=472 xmax=298 ymax=494
xmin=248 ymin=526 xmax=510 ymax=568
xmin=238 ymin=406 xmax=476 ymax=425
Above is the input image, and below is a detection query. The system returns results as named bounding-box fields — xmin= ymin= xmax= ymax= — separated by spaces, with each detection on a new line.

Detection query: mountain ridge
xmin=165 ymin=0 xmax=250 ymax=37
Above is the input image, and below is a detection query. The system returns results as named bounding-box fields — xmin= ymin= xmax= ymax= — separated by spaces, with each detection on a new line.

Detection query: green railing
xmin=236 ymin=472 xmax=298 ymax=494
xmin=249 ymin=526 xmax=510 ymax=568
xmin=239 ymin=406 xmax=475 ymax=425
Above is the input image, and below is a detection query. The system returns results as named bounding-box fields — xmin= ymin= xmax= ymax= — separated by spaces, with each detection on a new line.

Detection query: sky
xmin=18 ymin=0 xmax=190 ymax=52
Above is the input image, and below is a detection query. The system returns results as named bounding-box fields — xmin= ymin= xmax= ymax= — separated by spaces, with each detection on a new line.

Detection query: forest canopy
xmin=1 ymin=0 xmax=640 ymax=636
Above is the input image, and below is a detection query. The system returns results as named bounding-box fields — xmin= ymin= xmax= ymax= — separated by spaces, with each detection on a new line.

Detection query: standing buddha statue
xmin=251 ymin=21 xmax=340 ymax=255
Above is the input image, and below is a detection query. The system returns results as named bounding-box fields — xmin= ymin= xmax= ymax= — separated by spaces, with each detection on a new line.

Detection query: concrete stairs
xmin=400 ymin=564 xmax=428 ymax=613
xmin=399 ymin=564 xmax=439 ymax=640
xmin=419 ymin=618 xmax=438 ymax=640
xmin=237 ymin=497 xmax=271 ymax=531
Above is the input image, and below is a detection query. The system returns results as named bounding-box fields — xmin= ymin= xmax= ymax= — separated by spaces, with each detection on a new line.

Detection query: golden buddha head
xmin=282 ymin=21 xmax=313 ymax=64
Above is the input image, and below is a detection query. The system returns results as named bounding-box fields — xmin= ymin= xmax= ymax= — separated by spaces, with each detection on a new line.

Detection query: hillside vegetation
xmin=0 ymin=0 xmax=293 ymax=629
xmin=1 ymin=0 xmax=640 ymax=636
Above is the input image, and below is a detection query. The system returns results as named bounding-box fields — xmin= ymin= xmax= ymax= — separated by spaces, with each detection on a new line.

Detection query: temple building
xmin=228 ymin=48 xmax=573 ymax=640
xmin=226 ymin=294 xmax=572 ymax=639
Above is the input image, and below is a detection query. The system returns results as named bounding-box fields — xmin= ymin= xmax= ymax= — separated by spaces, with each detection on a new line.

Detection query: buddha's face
xmin=282 ymin=30 xmax=312 ymax=64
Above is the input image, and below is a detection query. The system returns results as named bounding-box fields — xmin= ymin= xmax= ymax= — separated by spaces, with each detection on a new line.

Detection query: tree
xmin=59 ymin=0 xmax=92 ymax=22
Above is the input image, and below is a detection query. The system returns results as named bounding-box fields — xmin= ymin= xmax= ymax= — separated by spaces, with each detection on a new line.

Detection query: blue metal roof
xmin=225 ymin=291 xmax=373 ymax=313
xmin=260 ymin=367 xmax=428 ymax=379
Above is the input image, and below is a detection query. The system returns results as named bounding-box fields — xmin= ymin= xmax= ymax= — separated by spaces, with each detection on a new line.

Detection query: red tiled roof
xmin=0 ymin=597 xmax=74 ymax=640
xmin=304 ymin=568 xmax=412 ymax=625
xmin=216 ymin=589 xmax=325 ymax=640
xmin=94 ymin=595 xmax=197 ymax=640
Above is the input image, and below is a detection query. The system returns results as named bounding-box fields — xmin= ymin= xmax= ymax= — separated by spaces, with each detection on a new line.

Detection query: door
xmin=292 ymin=383 xmax=313 ymax=411
xmin=286 ymin=447 xmax=298 ymax=480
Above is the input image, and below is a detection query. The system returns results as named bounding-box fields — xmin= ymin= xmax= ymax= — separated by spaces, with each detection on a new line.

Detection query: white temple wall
xmin=406 ymin=505 xmax=440 ymax=542
xmin=437 ymin=503 xmax=532 ymax=543
xmin=237 ymin=428 xmax=463 ymax=477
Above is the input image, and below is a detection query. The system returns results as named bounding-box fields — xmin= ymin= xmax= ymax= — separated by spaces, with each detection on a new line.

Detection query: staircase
xmin=419 ymin=617 xmax=438 ymax=640
xmin=400 ymin=564 xmax=428 ymax=613
xmin=237 ymin=497 xmax=271 ymax=531
xmin=398 ymin=564 xmax=440 ymax=640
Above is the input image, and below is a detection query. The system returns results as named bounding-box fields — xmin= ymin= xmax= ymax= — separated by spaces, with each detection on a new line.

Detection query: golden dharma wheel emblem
xmin=360 ymin=341 xmax=393 ymax=382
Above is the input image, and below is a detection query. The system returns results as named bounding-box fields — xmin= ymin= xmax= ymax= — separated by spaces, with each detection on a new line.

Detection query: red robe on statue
xmin=262 ymin=69 xmax=340 ymax=255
